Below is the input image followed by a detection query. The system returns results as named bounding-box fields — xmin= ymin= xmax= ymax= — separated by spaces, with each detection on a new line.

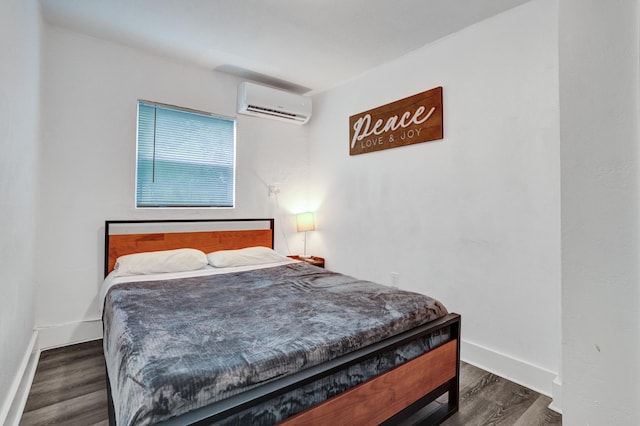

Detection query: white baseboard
xmin=36 ymin=318 xmax=103 ymax=350
xmin=0 ymin=331 xmax=40 ymax=426
xmin=461 ymin=339 xmax=561 ymax=412
xmin=548 ymin=375 xmax=563 ymax=414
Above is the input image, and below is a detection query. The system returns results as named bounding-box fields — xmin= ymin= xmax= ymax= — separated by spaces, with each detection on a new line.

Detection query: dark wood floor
xmin=20 ymin=340 xmax=108 ymax=426
xmin=440 ymin=362 xmax=561 ymax=426
xmin=20 ymin=340 xmax=561 ymax=425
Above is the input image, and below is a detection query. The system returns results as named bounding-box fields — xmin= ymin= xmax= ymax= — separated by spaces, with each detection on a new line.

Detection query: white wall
xmin=37 ymin=25 xmax=309 ymax=345
xmin=559 ymin=1 xmax=640 ymax=424
xmin=0 ymin=0 xmax=41 ymax=421
xmin=309 ymin=0 xmax=560 ymax=396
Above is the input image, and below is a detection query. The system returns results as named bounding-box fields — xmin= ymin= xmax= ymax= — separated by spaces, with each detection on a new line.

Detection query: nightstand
xmin=288 ymin=255 xmax=325 ymax=268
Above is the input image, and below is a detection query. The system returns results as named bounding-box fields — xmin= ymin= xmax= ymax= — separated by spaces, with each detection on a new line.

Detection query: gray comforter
xmin=103 ymin=262 xmax=448 ymax=425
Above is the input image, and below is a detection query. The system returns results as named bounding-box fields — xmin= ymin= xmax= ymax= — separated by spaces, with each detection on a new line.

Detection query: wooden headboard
xmin=104 ymin=219 xmax=274 ymax=277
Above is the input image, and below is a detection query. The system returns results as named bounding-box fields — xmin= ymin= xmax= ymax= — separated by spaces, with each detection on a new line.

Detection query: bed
xmin=101 ymin=219 xmax=461 ymax=425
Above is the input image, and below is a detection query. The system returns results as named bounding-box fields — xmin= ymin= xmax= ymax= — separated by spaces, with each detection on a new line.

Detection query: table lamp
xmin=296 ymin=212 xmax=315 ymax=257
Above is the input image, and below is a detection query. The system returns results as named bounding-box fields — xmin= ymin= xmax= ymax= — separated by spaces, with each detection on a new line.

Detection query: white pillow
xmin=115 ymin=248 xmax=208 ymax=275
xmin=207 ymin=246 xmax=288 ymax=268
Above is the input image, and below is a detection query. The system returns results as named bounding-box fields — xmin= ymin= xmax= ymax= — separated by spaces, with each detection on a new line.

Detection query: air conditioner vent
xmin=246 ymin=105 xmax=305 ymax=121
xmin=238 ymin=82 xmax=311 ymax=125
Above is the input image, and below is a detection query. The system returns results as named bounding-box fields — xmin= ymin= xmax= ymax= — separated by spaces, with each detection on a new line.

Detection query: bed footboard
xmin=281 ymin=339 xmax=458 ymax=425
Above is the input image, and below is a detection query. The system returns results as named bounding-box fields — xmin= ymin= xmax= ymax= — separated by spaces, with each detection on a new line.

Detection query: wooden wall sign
xmin=349 ymin=86 xmax=443 ymax=156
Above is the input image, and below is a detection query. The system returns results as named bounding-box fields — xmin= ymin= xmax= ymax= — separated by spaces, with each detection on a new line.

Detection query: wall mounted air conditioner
xmin=237 ymin=82 xmax=312 ymax=125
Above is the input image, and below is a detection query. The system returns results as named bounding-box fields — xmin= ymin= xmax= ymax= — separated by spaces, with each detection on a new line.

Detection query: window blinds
xmin=136 ymin=101 xmax=235 ymax=207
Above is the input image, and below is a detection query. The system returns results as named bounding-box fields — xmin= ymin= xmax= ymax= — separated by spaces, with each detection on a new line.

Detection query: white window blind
xmin=136 ymin=101 xmax=235 ymax=208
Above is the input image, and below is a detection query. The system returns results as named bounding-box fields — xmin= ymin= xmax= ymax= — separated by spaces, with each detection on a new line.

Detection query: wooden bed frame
xmin=103 ymin=219 xmax=461 ymax=425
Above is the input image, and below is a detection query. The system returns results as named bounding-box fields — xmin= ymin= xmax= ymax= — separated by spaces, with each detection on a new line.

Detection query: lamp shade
xmin=296 ymin=212 xmax=315 ymax=232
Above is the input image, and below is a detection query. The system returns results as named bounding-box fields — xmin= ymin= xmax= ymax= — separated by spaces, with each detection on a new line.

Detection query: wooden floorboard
xmin=513 ymin=395 xmax=563 ymax=426
xmin=21 ymin=341 xmax=108 ymax=426
xmin=20 ymin=340 xmax=562 ymax=425
xmin=442 ymin=362 xmax=562 ymax=426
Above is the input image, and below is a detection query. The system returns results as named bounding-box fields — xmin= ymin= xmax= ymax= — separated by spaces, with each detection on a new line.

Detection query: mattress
xmin=102 ymin=261 xmax=448 ymax=425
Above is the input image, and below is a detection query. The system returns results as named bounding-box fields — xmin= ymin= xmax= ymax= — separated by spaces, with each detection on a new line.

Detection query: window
xmin=136 ymin=101 xmax=235 ymax=208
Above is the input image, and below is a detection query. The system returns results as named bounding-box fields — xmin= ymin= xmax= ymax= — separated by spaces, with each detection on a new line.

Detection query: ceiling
xmin=40 ymin=0 xmax=532 ymax=95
